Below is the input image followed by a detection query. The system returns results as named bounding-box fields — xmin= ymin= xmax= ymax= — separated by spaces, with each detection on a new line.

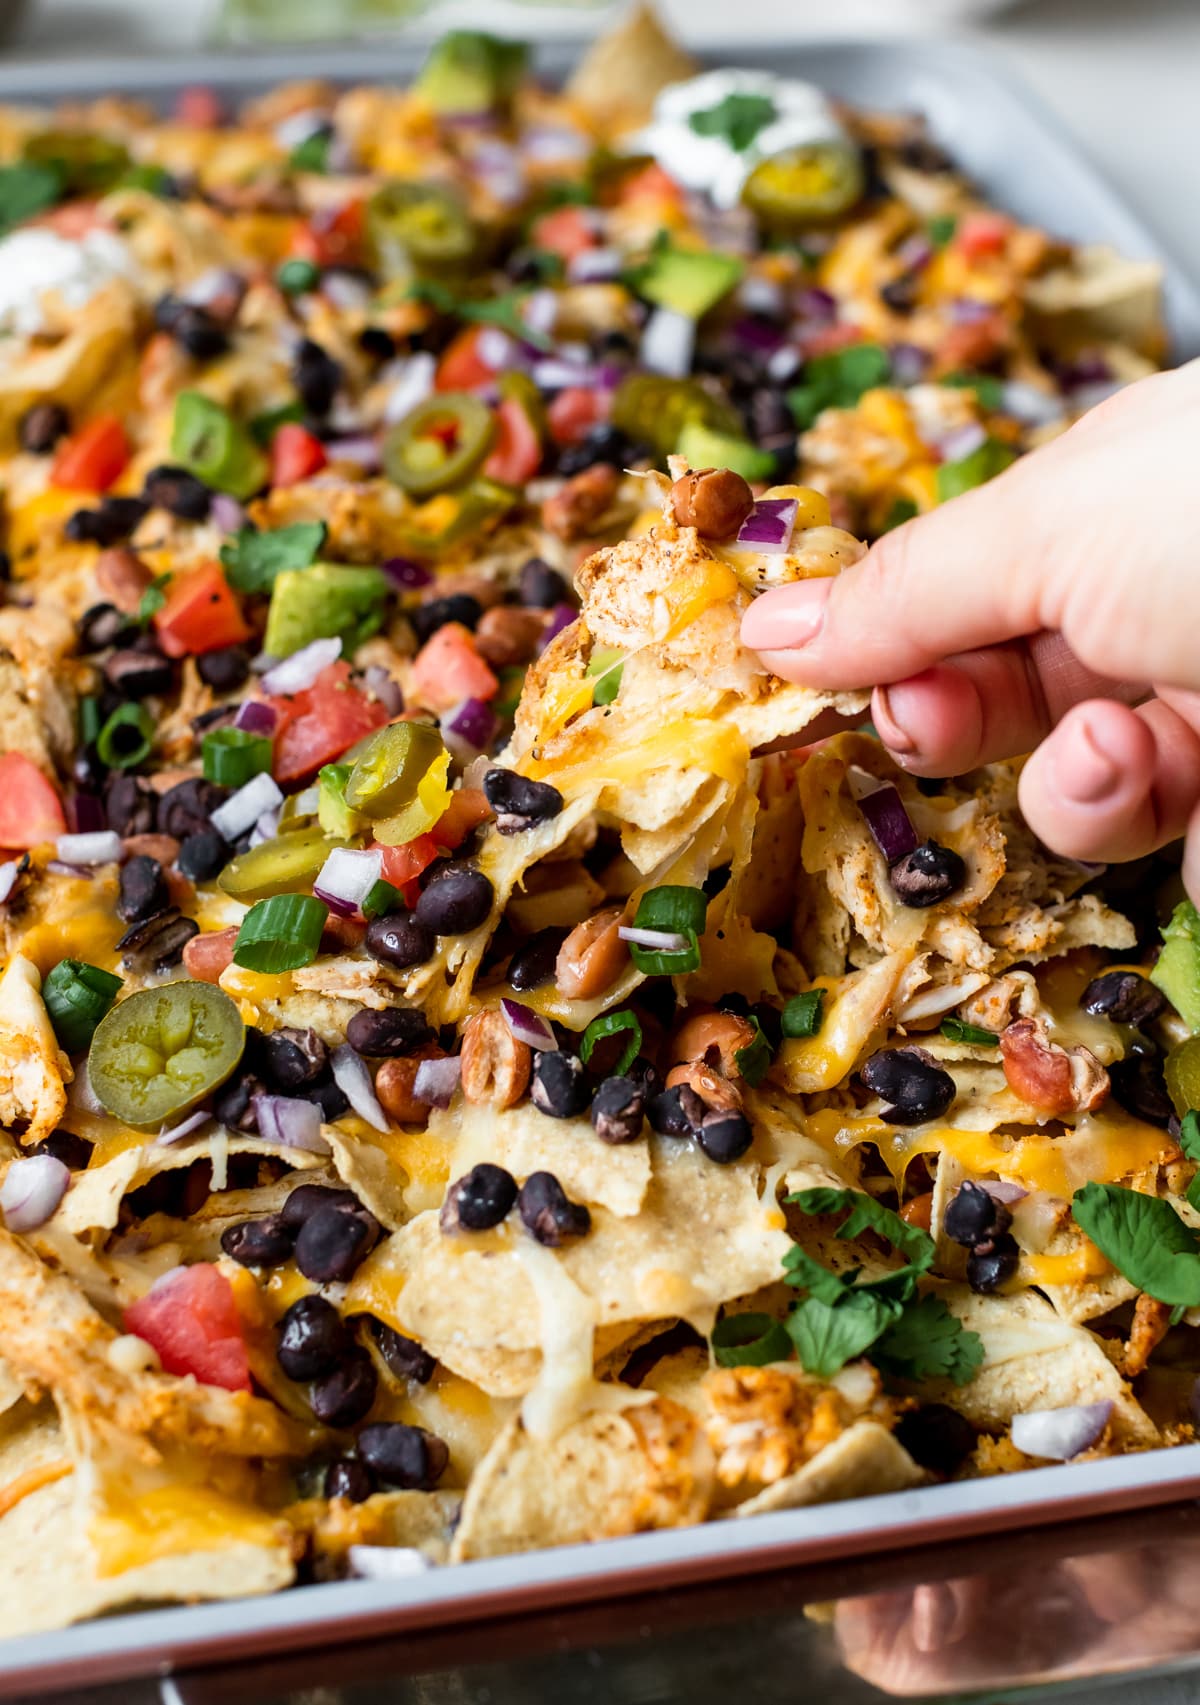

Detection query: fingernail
xmin=741 ymin=581 xmax=830 ymax=650
xmin=1057 ymin=717 xmax=1121 ymax=805
xmin=874 ymin=684 xmax=917 ymax=756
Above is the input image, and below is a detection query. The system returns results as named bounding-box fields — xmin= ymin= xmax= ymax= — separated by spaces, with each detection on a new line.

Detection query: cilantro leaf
xmin=688 ymin=92 xmax=777 ymax=154
xmin=405 ymin=279 xmax=553 ymax=351
xmin=734 ymin=1014 xmax=773 ymax=1088
xmin=1072 ymin=1182 xmax=1200 ymax=1307
xmin=787 ymin=1186 xmax=935 ymax=1277
xmin=220 ymin=522 xmax=327 ymax=595
xmin=786 ymin=1291 xmax=898 ymax=1379
xmin=1179 ymin=1111 xmax=1200 ymax=1214
xmin=941 ymin=370 xmax=1004 ymax=411
xmin=928 ymin=213 xmax=957 ymax=248
xmin=871 ymin=1293 xmax=984 ymax=1385
xmin=781 ymin=1243 xmax=853 ymax=1304
xmin=0 ymin=161 xmax=64 ymax=236
xmin=136 ymin=573 xmax=170 ymax=626
xmin=711 ymin=1312 xmax=793 ymax=1368
xmin=787 ymin=343 xmax=892 ymax=431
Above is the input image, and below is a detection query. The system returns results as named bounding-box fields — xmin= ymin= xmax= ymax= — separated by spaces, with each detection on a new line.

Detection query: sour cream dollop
xmin=0 ymin=228 xmax=140 ymax=338
xmin=633 ymin=69 xmax=850 ymax=211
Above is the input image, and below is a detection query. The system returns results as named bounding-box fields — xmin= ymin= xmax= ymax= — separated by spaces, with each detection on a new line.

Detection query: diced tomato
xmin=269 ymin=661 xmax=390 ymax=786
xmin=610 ymin=161 xmax=683 ymax=207
xmin=530 ymin=205 xmax=596 ymax=264
xmin=431 ymin=787 xmax=493 ymax=850
xmin=410 ymin=624 xmax=499 ymax=714
xmin=956 ymin=211 xmax=1011 ymax=260
xmin=125 ymin=1265 xmax=251 ymax=1393
xmin=435 ymin=325 xmax=498 ymax=393
xmin=154 ymin=562 xmax=252 ymax=659
xmin=378 ymin=832 xmax=441 ymax=891
xmin=797 ymin=323 xmax=864 ymax=359
xmin=271 ymin=423 xmax=327 ymax=488
xmin=51 ymin=415 xmax=130 ymax=493
xmin=289 ymin=198 xmax=366 ymax=270
xmin=546 ymin=385 xmax=608 ymax=448
xmin=175 ymin=85 xmax=223 ymax=127
xmin=0 ymin=754 xmax=66 ymax=850
xmin=483 ymin=397 xmax=543 ymax=484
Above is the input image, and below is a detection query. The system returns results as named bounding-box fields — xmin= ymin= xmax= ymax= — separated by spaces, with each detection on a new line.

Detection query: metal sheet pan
xmin=2 ymin=34 xmax=1198 ymax=1693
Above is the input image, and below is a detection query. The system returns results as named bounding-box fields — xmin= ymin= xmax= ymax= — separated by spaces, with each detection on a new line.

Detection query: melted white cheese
xmin=0 ymin=228 xmax=140 ymax=337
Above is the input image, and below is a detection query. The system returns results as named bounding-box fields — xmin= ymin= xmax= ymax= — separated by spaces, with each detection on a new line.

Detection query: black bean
xmin=518 ymin=1171 xmax=591 ymax=1246
xmin=364 ymin=1317 xmax=436 ymax=1385
xmin=116 ymin=907 xmax=199 ymax=972
xmin=889 ymin=840 xmax=966 ymax=908
xmin=508 ymin=926 xmax=568 ymax=993
xmin=346 ymin=1007 xmax=435 ymax=1057
xmin=31 ymin=1128 xmax=93 ymax=1170
xmin=943 ymin=1181 xmax=1011 ymax=1249
xmin=590 ymin=1076 xmax=646 ymax=1145
xmin=294 ymin=1202 xmax=381 ymax=1283
xmin=483 ymin=768 xmax=564 ymax=834
xmin=141 ymin=464 xmax=212 ymax=522
xmin=881 ymin=272 xmax=919 ymax=314
xmin=627 ymin=1056 xmax=664 ymax=1100
xmin=213 ymin=1070 xmax=263 ymax=1132
xmin=262 ymin=1026 xmax=329 ymax=1090
xmin=750 ymin=1001 xmax=784 ymax=1051
xmin=178 ymin=829 xmax=228 ymax=882
xmin=78 ymin=602 xmax=130 ymax=653
xmin=104 ymin=772 xmax=155 ymax=837
xmin=967 ymin=1234 xmax=1020 ymax=1294
xmin=530 ymin=1050 xmax=591 ymax=1119
xmin=277 ymin=1294 xmax=349 ymax=1381
xmin=293 ymin=337 xmax=342 ymax=416
xmin=517 ymin=558 xmax=569 ymax=609
xmin=358 ymin=1422 xmax=448 ymax=1491
xmin=66 ymin=497 xmax=150 ymax=548
xmin=1081 ymin=971 xmax=1166 ymax=1028
xmin=365 ymin=911 xmax=436 ymax=970
xmin=1110 ymin=1053 xmax=1174 ymax=1128
xmin=154 ymin=292 xmax=186 ymax=332
xmin=324 ymin=1457 xmax=374 ymax=1502
xmin=221 ymin=1213 xmax=295 ymax=1268
xmin=647 ymin=1084 xmax=704 ymax=1137
xmin=103 ymin=647 xmax=174 ymax=699
xmin=860 ymin=1047 xmax=956 ymax=1125
xmin=898 ymin=136 xmax=956 ymax=173
xmin=157 ymin=776 xmax=228 ymax=839
xmin=414 ymin=867 xmax=494 ymax=936
xmin=715 ymin=992 xmax=751 ymax=1017
xmin=411 ymin=594 xmax=482 ymax=647
xmin=894 ymin=1403 xmax=976 ymax=1476
xmin=358 ymin=325 xmax=396 ymax=360
xmin=172 ymin=304 xmax=229 ymax=360
xmin=555 ymin=423 xmax=631 ymax=478
xmin=117 ymin=854 xmax=168 ymax=924
xmin=696 ymin=1109 xmax=753 ymax=1164
xmin=281 ymin=1183 xmax=363 ymax=1231
xmin=19 ymin=401 xmax=69 ymax=455
xmin=309 ymin=1348 xmax=377 ymax=1427
xmin=301 ymin=1075 xmax=351 ymax=1123
xmin=197 ymin=646 xmax=252 ymax=693
xmin=440 ymin=1163 xmax=517 ymax=1234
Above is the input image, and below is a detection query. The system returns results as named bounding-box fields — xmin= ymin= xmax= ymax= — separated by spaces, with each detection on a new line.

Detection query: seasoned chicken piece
xmin=0 ymin=955 xmax=69 ymax=1147
xmin=701 ymin=1362 xmax=892 ymax=1492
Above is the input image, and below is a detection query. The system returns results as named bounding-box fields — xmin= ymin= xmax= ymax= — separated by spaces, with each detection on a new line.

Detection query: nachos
xmin=0 ymin=11 xmax=1191 ymax=1635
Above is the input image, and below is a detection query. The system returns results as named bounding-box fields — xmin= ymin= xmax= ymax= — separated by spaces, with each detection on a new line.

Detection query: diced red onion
xmin=520 ymin=125 xmax=590 ymax=165
xmin=619 ymin=925 xmax=689 ymax=952
xmin=475 ymin=327 xmax=516 ymax=372
xmin=441 ymin=697 xmax=498 ymax=757
xmin=347 ymin=1545 xmax=431 ymax=1580
xmin=413 ymin=1054 xmax=461 ymax=1109
xmin=531 ymin=358 xmax=595 ymax=392
xmin=210 ymin=772 xmax=284 ymax=843
xmin=315 ymin=846 xmax=383 ymax=914
xmin=155 ymin=1109 xmax=213 ymax=1146
xmin=736 ymin=499 xmax=798 ymax=554
xmin=0 ymin=860 xmax=22 ymax=905
xmin=55 ymin=830 xmax=122 ymax=867
xmin=384 ymin=352 xmax=436 ymax=425
xmin=522 ymin=289 xmax=558 ymax=339
xmin=567 ymin=247 xmax=621 ymax=284
xmin=998 ymin=382 xmax=1066 ymax=427
xmin=209 ymin=493 xmax=247 ymax=534
xmin=889 ymin=342 xmax=930 ymax=384
xmin=473 ymin=141 xmax=524 ymax=206
xmin=938 ymin=422 xmax=987 ymax=463
xmin=978 ymin=1179 xmax=1028 ymax=1205
xmin=641 ymin=307 xmax=694 ymax=379
xmin=895 ymin=234 xmax=934 ymax=272
xmin=1071 ymin=379 xmax=1124 ymax=413
xmin=730 ymin=315 xmax=784 ymax=356
xmin=234 ymin=699 xmax=278 ymax=736
xmin=364 ymin=664 xmax=404 ymax=716
xmin=332 ymin=1044 xmax=389 ymax=1133
xmin=846 ymin=768 xmax=919 ymax=864
xmin=250 ymin=806 xmax=281 ymax=848
xmin=949 ymin=297 xmax=994 ymax=324
xmin=325 ymin=435 xmax=382 ymax=471
xmin=1011 ymin=1401 xmax=1112 ymax=1461
xmin=794 ymin=286 xmax=837 ymax=323
xmin=46 ymin=861 xmax=95 ymax=880
xmin=261 ymin=636 xmax=342 ymax=697
xmin=1 ymin=1154 xmax=70 ymax=1232
xmin=739 ymin=275 xmax=786 ymax=318
xmin=321 ymin=270 xmax=372 ymax=314
xmin=501 ymin=998 xmax=558 ymax=1052
xmin=766 ymin=346 xmax=801 ymax=384
xmin=325 ymin=136 xmax=356 ymax=175
xmin=183 ymin=267 xmax=246 ymax=324
xmin=538 ymin=603 xmax=576 ymax=652
xmin=70 ymin=791 xmax=106 ymax=834
xmin=253 ymin=1093 xmax=331 ymax=1155
xmin=382 ymin=556 xmax=433 ymax=591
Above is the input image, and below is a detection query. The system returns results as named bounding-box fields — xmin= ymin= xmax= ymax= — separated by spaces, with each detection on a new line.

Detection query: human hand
xmin=741 ymin=361 xmax=1200 ymax=896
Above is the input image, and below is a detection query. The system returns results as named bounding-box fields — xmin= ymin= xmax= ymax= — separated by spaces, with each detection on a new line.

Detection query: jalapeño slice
xmin=382 ymin=394 xmax=495 ymax=497
xmin=368 ymin=180 xmax=477 ymax=276
xmin=88 ymin=981 xmax=245 ymax=1131
xmin=218 ymin=826 xmax=351 ymax=903
xmin=344 ymin=721 xmax=445 ymax=819
xmin=742 ymin=139 xmax=865 ymax=228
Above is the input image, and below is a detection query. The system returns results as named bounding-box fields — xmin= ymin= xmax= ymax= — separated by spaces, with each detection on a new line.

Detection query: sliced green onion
xmin=277 ymin=257 xmax=320 ymax=296
xmin=782 ymin=988 xmax=825 ymax=1039
xmin=940 ymin=1016 xmax=999 ymax=1047
xmin=711 ymin=1312 xmax=792 ymax=1369
xmin=202 ymin=727 xmax=274 ymax=788
xmin=234 ymin=894 xmax=328 ymax=973
xmin=734 ymin=1015 xmax=773 ymax=1087
xmin=627 ymin=885 xmax=708 ymax=977
xmin=43 ymin=959 xmax=122 ymax=1053
xmin=97 ymin=702 xmax=153 ymax=770
xmin=579 ymin=1009 xmax=642 ymax=1077
xmin=79 ymin=695 xmax=101 ymax=747
xmin=362 ymin=878 xmax=402 ymax=920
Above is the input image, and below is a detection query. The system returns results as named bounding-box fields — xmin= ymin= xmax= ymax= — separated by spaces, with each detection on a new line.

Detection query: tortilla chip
xmin=435 ymin=1099 xmax=651 ymax=1219
xmin=734 ymin=1421 xmax=923 ymax=1516
xmin=0 ymin=954 xmax=69 ymax=1149
xmin=566 ymin=4 xmax=699 ymax=130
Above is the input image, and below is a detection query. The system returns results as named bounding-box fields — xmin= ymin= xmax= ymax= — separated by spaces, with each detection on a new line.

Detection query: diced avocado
xmin=631 ymin=245 xmax=744 ymax=320
xmin=263 ymin=562 xmax=388 ymax=660
xmin=317 ymin=764 xmax=365 ymax=840
xmin=415 ymin=31 xmax=528 ymax=116
xmin=675 ymin=422 xmax=776 ymax=482
xmin=1152 ymin=899 xmax=1200 ymax=1032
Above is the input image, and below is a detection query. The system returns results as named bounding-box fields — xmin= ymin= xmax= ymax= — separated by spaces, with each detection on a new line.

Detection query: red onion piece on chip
xmin=1 ymin=1154 xmax=70 ymax=1231
xmin=1011 ymin=1401 xmax=1112 ymax=1461
xmin=501 ymin=998 xmax=558 ymax=1052
xmin=332 ymin=1045 xmax=390 ymax=1133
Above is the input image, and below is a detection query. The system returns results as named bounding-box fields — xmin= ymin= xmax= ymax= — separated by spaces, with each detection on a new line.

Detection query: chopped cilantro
xmin=688 ymin=91 xmax=778 ymax=154
xmin=941 ymin=370 xmax=1004 ymax=411
xmin=787 ymin=1185 xmax=936 ymax=1282
xmin=220 ymin=522 xmax=327 ymax=594
xmin=136 ymin=573 xmax=170 ymax=626
xmin=928 ymin=213 xmax=958 ymax=248
xmin=786 ymin=1291 xmax=899 ymax=1380
xmin=289 ymin=130 xmax=331 ymax=174
xmin=1179 ymin=1111 xmax=1200 ymax=1213
xmin=1072 ymin=1181 xmax=1200 ymax=1307
xmin=0 ymin=161 xmax=64 ymax=236
xmin=405 ymin=278 xmax=553 ymax=351
xmin=249 ymin=401 xmax=305 ymax=447
xmin=733 ymin=1014 xmax=773 ymax=1088
xmin=787 ymin=343 xmax=892 ymax=431
xmin=711 ymin=1312 xmax=793 ymax=1368
xmin=872 ymin=1293 xmax=986 ymax=1384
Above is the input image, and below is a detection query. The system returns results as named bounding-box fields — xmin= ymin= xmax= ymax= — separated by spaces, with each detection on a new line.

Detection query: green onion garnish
xmin=277 ymin=257 xmax=320 ymax=296
xmin=234 ymin=894 xmax=328 ymax=973
xmin=733 ymin=1014 xmax=773 ymax=1086
xmin=627 ymin=885 xmax=707 ymax=976
xmin=781 ymin=989 xmax=825 ymax=1039
xmin=711 ymin=1312 xmax=792 ymax=1368
xmin=202 ymin=727 xmax=274 ymax=788
xmin=362 ymin=878 xmax=402 ymax=921
xmin=79 ymin=695 xmax=101 ymax=747
xmin=96 ymin=702 xmax=154 ymax=770
xmin=940 ymin=1017 xmax=999 ymax=1047
xmin=579 ymin=1009 xmax=642 ymax=1077
xmin=43 ymin=959 xmax=122 ymax=1054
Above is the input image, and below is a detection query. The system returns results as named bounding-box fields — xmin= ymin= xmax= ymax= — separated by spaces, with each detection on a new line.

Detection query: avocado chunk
xmin=631 ymin=244 xmax=744 ymax=320
xmin=1152 ymin=899 xmax=1200 ymax=1032
xmin=264 ymin=562 xmax=388 ymax=660
xmin=415 ymin=30 xmax=528 ymax=116
xmin=675 ymin=421 xmax=776 ymax=483
xmin=317 ymin=764 xmax=366 ymax=840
